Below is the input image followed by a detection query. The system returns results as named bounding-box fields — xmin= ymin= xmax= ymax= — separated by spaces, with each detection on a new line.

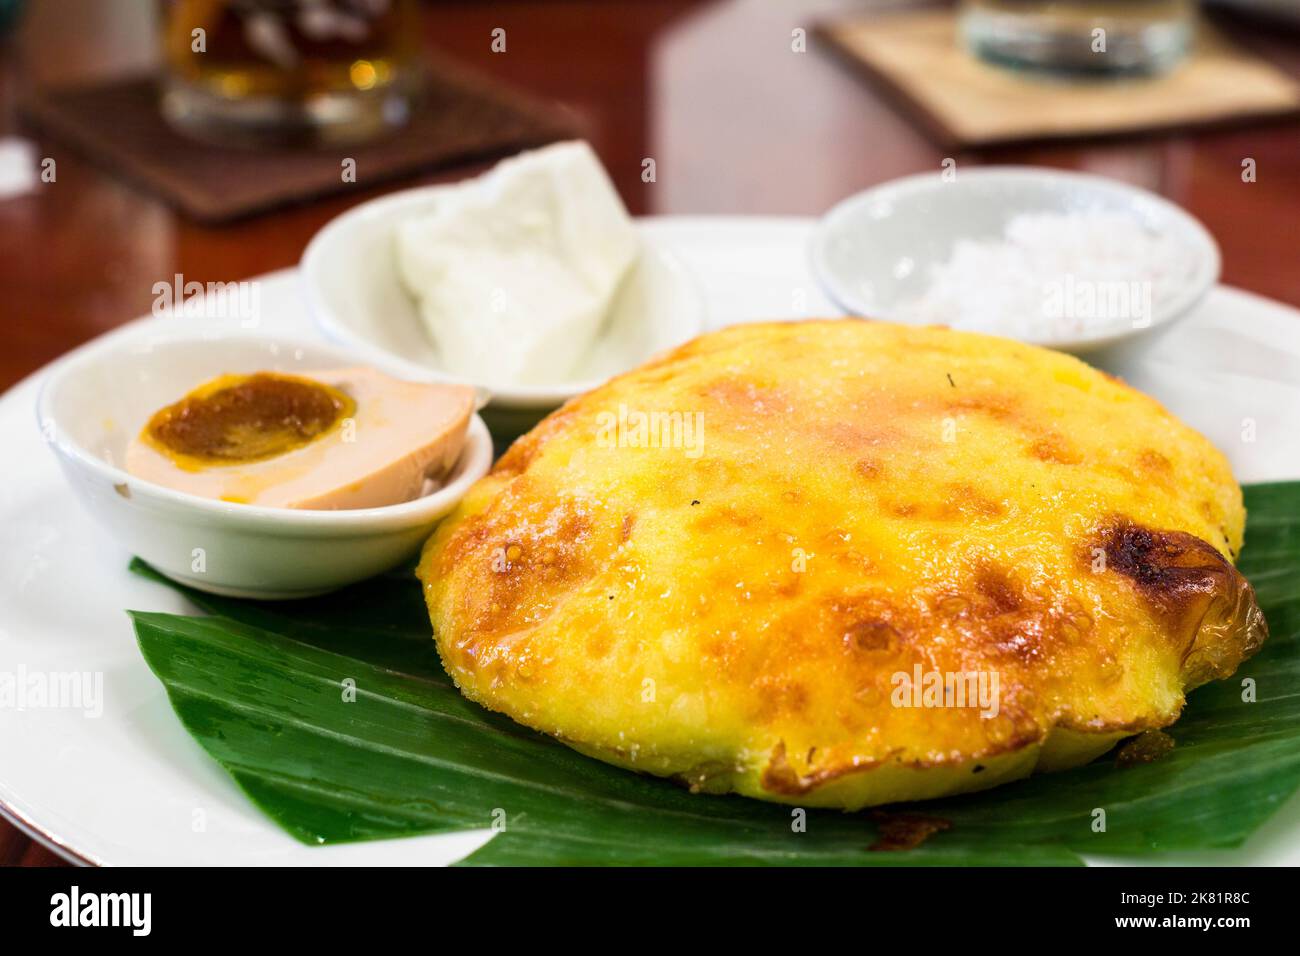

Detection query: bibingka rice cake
xmin=418 ymin=320 xmax=1265 ymax=809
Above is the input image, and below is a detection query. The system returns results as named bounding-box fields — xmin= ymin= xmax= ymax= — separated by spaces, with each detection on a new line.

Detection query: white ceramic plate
xmin=810 ymin=167 xmax=1221 ymax=353
xmin=2 ymin=217 xmax=1298 ymax=865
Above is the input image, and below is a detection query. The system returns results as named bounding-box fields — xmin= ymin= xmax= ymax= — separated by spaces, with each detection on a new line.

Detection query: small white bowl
xmin=300 ymin=188 xmax=706 ymax=429
xmin=37 ymin=322 xmax=493 ymax=600
xmin=810 ymin=167 xmax=1220 ymax=353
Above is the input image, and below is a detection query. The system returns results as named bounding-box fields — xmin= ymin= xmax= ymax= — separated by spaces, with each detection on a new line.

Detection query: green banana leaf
xmin=130 ymin=481 xmax=1300 ymax=865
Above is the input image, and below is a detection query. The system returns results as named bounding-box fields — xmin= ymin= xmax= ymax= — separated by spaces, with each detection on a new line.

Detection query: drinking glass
xmin=960 ymin=0 xmax=1195 ymax=76
xmin=160 ymin=0 xmax=422 ymax=147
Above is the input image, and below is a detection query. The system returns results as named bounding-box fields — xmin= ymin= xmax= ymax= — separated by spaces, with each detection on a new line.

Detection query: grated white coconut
xmin=892 ymin=210 xmax=1199 ymax=341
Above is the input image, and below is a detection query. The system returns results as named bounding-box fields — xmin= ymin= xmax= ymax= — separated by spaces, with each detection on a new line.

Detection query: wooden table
xmin=2 ymin=0 xmax=1298 ymax=866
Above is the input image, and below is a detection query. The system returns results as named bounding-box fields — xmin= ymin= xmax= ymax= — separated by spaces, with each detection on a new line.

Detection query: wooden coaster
xmin=817 ymin=9 xmax=1300 ymax=147
xmin=20 ymin=57 xmax=578 ymax=223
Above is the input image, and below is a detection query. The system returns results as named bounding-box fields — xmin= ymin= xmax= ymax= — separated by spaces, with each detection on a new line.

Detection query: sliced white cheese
xmin=395 ymin=140 xmax=640 ymax=386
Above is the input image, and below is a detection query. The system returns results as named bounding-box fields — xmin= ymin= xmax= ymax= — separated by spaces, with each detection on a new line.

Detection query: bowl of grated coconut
xmin=810 ymin=167 xmax=1220 ymax=354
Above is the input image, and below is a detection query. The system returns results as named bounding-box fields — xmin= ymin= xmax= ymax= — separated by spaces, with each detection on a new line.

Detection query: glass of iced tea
xmin=160 ymin=0 xmax=422 ymax=147
xmin=960 ymin=0 xmax=1195 ymax=76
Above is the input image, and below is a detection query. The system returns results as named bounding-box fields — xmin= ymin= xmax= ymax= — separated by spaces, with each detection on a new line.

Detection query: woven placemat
xmin=20 ymin=57 xmax=578 ymax=223
xmin=817 ymin=9 xmax=1300 ymax=147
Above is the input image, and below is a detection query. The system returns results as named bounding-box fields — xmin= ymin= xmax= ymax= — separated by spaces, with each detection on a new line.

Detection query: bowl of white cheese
xmin=809 ymin=167 xmax=1220 ymax=354
xmin=302 ymin=141 xmax=706 ymax=434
